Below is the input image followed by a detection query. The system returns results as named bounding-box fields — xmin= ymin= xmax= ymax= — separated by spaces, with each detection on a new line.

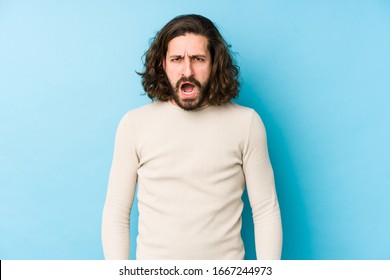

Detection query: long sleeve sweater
xmin=102 ymin=101 xmax=282 ymax=259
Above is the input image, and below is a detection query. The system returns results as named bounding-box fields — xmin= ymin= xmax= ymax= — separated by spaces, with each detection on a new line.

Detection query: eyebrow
xmin=169 ymin=54 xmax=207 ymax=59
xmin=191 ymin=55 xmax=207 ymax=59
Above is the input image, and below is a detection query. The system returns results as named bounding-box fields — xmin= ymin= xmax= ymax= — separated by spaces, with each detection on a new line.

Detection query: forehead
xmin=166 ymin=33 xmax=209 ymax=55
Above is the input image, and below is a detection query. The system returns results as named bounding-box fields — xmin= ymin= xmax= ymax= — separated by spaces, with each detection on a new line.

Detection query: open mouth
xmin=180 ymin=82 xmax=196 ymax=97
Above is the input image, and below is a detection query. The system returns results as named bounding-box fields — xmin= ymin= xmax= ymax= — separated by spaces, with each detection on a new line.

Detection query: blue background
xmin=1 ymin=0 xmax=389 ymax=260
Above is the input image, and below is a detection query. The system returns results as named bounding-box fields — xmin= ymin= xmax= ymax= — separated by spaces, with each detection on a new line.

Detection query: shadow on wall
xmin=238 ymin=80 xmax=314 ymax=260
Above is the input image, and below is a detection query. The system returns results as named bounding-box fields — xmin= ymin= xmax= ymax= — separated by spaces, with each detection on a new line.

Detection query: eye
xmin=193 ymin=56 xmax=205 ymax=62
xmin=171 ymin=57 xmax=182 ymax=62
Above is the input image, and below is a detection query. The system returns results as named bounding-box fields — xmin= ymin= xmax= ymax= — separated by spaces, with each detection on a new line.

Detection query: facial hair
xmin=170 ymin=76 xmax=209 ymax=111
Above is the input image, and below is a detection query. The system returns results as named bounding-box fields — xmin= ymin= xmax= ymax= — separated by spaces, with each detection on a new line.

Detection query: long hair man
xmin=102 ymin=14 xmax=282 ymax=260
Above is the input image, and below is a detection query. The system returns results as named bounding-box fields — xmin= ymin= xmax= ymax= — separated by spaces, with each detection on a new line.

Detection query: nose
xmin=182 ymin=58 xmax=194 ymax=77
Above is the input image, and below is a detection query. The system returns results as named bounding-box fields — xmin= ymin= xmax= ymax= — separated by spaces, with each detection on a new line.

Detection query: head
xmin=138 ymin=14 xmax=240 ymax=111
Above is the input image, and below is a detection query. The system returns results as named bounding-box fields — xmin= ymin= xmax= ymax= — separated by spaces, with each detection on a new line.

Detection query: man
xmin=102 ymin=14 xmax=282 ymax=260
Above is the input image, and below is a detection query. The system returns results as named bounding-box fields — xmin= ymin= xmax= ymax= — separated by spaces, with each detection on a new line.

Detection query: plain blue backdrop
xmin=1 ymin=0 xmax=389 ymax=260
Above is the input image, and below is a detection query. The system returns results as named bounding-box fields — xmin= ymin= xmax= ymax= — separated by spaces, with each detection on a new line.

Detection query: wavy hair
xmin=137 ymin=14 xmax=240 ymax=105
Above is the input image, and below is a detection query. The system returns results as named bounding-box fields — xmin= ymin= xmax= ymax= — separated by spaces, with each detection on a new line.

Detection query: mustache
xmin=174 ymin=76 xmax=203 ymax=91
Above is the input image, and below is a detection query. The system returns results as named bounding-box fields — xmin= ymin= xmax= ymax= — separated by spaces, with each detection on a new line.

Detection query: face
xmin=163 ymin=33 xmax=212 ymax=111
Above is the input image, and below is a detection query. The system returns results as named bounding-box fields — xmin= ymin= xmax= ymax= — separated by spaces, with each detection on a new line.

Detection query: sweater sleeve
xmin=242 ymin=111 xmax=283 ymax=260
xmin=102 ymin=113 xmax=139 ymax=259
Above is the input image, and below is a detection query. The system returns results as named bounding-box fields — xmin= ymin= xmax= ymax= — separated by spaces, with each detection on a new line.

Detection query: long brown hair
xmin=137 ymin=14 xmax=240 ymax=105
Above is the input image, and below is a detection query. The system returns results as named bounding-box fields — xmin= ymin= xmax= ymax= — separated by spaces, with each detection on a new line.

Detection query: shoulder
xmin=210 ymin=103 xmax=266 ymax=140
xmin=222 ymin=103 xmax=266 ymax=136
xmin=222 ymin=102 xmax=255 ymax=113
xmin=120 ymin=101 xmax=166 ymax=122
xmin=219 ymin=102 xmax=261 ymax=122
xmin=116 ymin=101 xmax=173 ymax=134
xmin=125 ymin=101 xmax=161 ymax=116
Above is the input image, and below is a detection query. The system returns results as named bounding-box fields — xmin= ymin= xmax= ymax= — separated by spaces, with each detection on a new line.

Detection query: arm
xmin=102 ymin=113 xmax=138 ymax=259
xmin=242 ymin=111 xmax=282 ymax=260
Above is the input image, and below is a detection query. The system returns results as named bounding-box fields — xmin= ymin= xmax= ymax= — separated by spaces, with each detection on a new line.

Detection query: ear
xmin=162 ymin=57 xmax=166 ymax=70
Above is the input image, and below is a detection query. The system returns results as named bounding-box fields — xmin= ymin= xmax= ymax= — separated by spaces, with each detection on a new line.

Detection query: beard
xmin=169 ymin=76 xmax=210 ymax=111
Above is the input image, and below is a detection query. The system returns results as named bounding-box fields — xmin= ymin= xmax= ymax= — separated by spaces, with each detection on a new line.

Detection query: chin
xmin=174 ymin=95 xmax=203 ymax=111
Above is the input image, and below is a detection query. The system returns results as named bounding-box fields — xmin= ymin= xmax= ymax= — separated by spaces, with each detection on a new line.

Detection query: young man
xmin=102 ymin=14 xmax=282 ymax=260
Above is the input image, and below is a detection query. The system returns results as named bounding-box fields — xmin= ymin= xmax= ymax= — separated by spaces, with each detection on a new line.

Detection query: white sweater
xmin=102 ymin=101 xmax=282 ymax=259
